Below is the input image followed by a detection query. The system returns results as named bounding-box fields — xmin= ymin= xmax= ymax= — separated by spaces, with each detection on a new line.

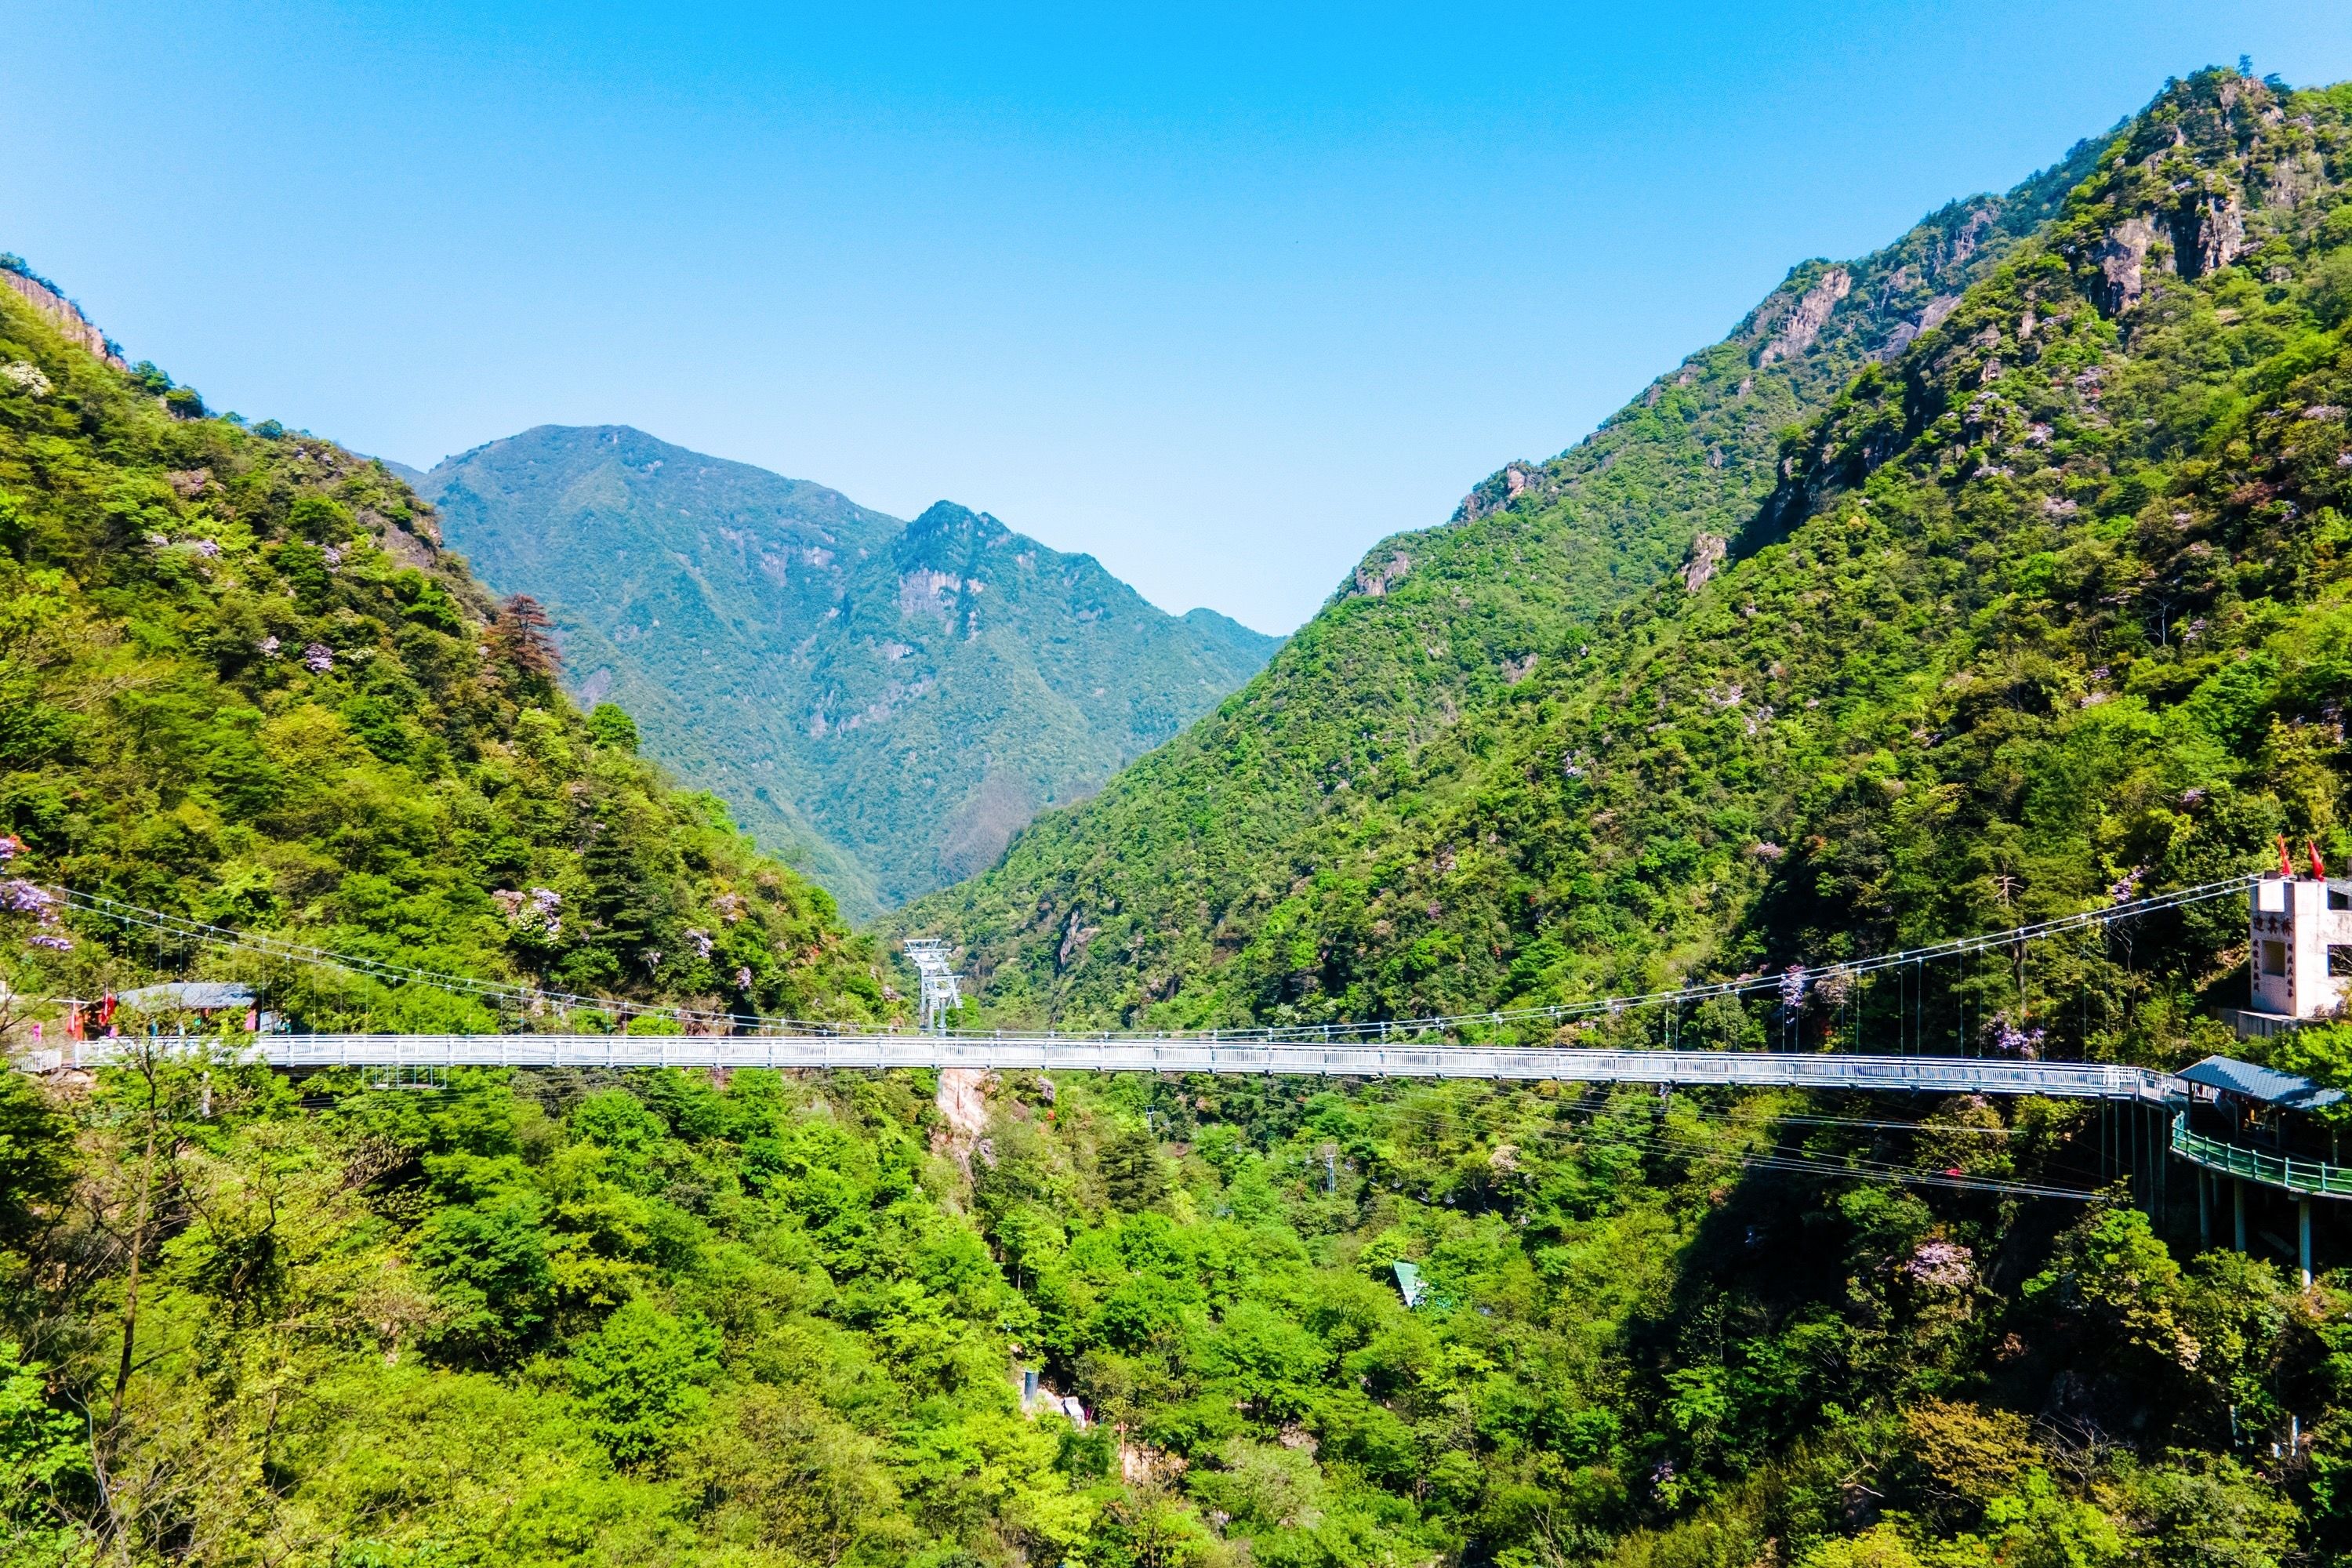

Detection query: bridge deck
xmin=24 ymin=1035 xmax=2181 ymax=1102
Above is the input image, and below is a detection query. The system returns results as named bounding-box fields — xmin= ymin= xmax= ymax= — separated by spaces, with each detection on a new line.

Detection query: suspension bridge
xmin=24 ymin=868 xmax=2352 ymax=1266
xmin=9 ymin=872 xmax=2263 ymax=1109
xmin=42 ymin=1031 xmax=2173 ymax=1098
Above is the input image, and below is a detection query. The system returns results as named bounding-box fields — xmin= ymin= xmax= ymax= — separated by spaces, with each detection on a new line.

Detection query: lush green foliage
xmin=0 ymin=296 xmax=884 ymax=1029
xmin=0 ymin=1046 xmax=2332 ymax=1567
xmin=423 ymin=429 xmax=1280 ymax=917
xmin=899 ymin=122 xmax=2109 ymax=1026
xmin=7 ymin=65 xmax=2352 ymax=1568
xmin=913 ymin=74 xmax=2352 ymax=1077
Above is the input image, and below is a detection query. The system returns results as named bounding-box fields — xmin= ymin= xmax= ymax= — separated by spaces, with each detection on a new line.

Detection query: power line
xmin=1347 ymin=1088 xmax=2103 ymax=1200
xmin=39 ymin=869 xmax=2261 ymax=1047
xmin=44 ymin=887 xmax=849 ymax=1033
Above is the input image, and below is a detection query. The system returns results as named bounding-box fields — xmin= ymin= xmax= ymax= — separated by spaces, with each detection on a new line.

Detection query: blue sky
xmin=6 ymin=3 xmax=2352 ymax=633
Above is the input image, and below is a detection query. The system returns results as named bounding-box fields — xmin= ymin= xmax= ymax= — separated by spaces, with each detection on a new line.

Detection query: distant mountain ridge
xmin=419 ymin=426 xmax=1279 ymax=916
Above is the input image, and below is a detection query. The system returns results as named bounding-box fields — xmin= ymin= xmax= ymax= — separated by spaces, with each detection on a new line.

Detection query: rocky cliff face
xmin=1 ymin=258 xmax=126 ymax=369
xmin=1763 ymin=72 xmax=2324 ymax=539
xmin=2060 ymin=71 xmax=2290 ymax=316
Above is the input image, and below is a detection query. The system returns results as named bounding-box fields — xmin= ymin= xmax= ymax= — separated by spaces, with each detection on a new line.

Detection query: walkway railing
xmin=24 ymin=1034 xmax=2180 ymax=1101
xmin=2171 ymin=1114 xmax=2352 ymax=1198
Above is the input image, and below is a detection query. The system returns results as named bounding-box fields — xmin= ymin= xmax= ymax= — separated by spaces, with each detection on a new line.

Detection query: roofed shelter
xmin=2172 ymin=1053 xmax=2350 ymax=1286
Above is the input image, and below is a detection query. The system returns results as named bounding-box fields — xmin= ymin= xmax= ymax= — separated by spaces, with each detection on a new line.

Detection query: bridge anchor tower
xmin=903 ymin=939 xmax=964 ymax=1035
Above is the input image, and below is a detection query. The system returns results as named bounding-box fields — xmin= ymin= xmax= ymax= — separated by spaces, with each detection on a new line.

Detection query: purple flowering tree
xmin=1 ymin=844 xmax=74 ymax=1046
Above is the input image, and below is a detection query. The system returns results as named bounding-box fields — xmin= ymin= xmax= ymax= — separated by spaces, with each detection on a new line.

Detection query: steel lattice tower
xmin=903 ymin=939 xmax=963 ymax=1033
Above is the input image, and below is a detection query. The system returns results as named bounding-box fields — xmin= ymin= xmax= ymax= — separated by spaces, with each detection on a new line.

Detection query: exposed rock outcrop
xmin=897 ymin=567 xmax=966 ymax=619
xmin=1946 ymin=205 xmax=1994 ymax=266
xmin=2071 ymin=73 xmax=2276 ymax=316
xmin=1452 ymin=462 xmax=1539 ymax=525
xmin=2094 ymin=216 xmax=2158 ymax=314
xmin=1349 ymin=549 xmax=1414 ymax=597
xmin=1 ymin=263 xmax=127 ymax=369
xmin=1682 ymin=532 xmax=1728 ymax=592
xmin=2087 ymin=188 xmax=2245 ymax=317
xmin=1875 ymin=294 xmax=1967 ymax=362
xmin=2169 ymin=189 xmax=2244 ymax=280
xmin=1919 ymin=295 xmax=1965 ymax=334
xmin=930 ymin=1065 xmax=996 ymax=1181
xmin=1758 ymin=267 xmax=1852 ymax=365
xmin=935 ymin=1067 xmax=991 ymax=1145
xmin=1057 ymin=906 xmax=1098 ymax=970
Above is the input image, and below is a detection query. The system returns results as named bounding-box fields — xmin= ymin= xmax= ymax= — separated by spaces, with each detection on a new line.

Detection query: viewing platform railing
xmin=2171 ymin=1113 xmax=2352 ymax=1199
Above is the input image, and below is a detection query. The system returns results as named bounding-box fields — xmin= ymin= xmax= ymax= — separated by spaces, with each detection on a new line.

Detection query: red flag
xmin=2281 ymin=836 xmax=2298 ymax=879
xmin=2312 ymin=840 xmax=2330 ymax=881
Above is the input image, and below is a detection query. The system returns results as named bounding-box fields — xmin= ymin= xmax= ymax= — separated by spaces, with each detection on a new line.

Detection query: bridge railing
xmin=16 ymin=1034 xmax=2180 ymax=1101
xmin=2170 ymin=1115 xmax=2352 ymax=1198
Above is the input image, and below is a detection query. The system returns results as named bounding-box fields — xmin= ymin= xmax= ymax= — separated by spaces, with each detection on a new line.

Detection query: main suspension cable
xmin=33 ymin=869 xmax=2263 ymax=1044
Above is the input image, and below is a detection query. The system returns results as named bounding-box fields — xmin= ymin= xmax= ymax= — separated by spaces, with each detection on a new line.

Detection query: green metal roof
xmin=1392 ymin=1261 xmax=1426 ymax=1308
xmin=2179 ymin=1054 xmax=2345 ymax=1112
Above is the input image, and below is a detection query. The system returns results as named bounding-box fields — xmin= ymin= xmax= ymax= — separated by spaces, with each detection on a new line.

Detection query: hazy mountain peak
xmin=423 ymin=426 xmax=1279 ymax=915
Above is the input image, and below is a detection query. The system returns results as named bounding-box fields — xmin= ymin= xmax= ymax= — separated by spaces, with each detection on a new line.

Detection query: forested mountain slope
xmin=0 ymin=257 xmax=887 ymax=1033
xmin=13 ymin=1021 xmax=2325 ymax=1568
xmin=8 ymin=71 xmax=2352 ymax=1568
xmin=423 ymin=428 xmax=1280 ymax=918
xmin=901 ymin=110 xmax=2113 ymax=1021
xmin=1090 ymin=66 xmax=2352 ymax=1040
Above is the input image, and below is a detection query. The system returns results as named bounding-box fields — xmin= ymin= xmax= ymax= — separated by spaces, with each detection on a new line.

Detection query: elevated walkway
xmin=2171 ymin=1114 xmax=2352 ymax=1199
xmin=29 ymin=1033 xmax=2180 ymax=1100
